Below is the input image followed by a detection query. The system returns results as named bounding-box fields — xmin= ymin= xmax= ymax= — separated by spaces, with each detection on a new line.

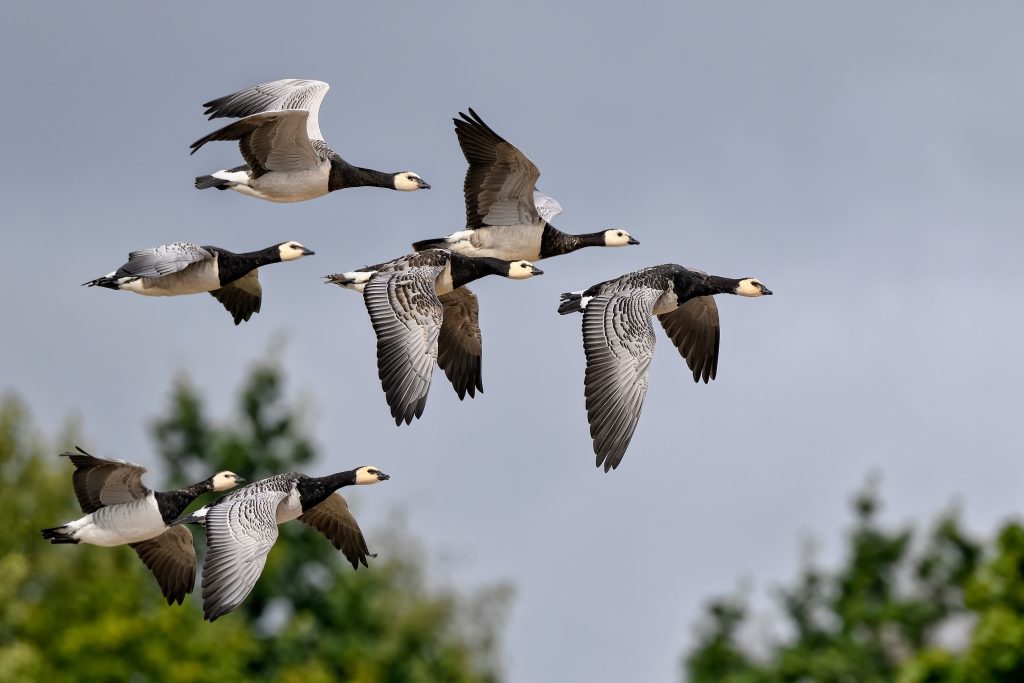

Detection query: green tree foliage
xmin=683 ymin=481 xmax=1024 ymax=683
xmin=1 ymin=358 xmax=509 ymax=683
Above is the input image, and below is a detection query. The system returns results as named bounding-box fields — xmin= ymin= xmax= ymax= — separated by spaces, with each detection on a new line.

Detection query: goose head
xmin=355 ymin=466 xmax=391 ymax=485
xmin=735 ymin=278 xmax=772 ymax=297
xmin=393 ymin=172 xmax=431 ymax=192
xmin=602 ymin=229 xmax=640 ymax=247
xmin=278 ymin=241 xmax=316 ymax=262
xmin=507 ymin=260 xmax=544 ymax=280
xmin=211 ymin=471 xmax=245 ymax=492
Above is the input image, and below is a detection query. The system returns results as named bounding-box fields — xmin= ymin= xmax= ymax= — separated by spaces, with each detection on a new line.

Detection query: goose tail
xmin=83 ymin=273 xmax=120 ymax=289
xmin=41 ymin=526 xmax=79 ymax=544
xmin=171 ymin=506 xmax=209 ymax=527
xmin=324 ymin=271 xmax=375 ymax=293
xmin=195 ymin=174 xmax=232 ymax=190
xmin=411 ymin=237 xmax=448 ymax=252
xmin=558 ymin=291 xmax=588 ymax=315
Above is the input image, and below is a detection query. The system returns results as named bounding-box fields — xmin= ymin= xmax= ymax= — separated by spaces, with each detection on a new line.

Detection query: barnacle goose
xmin=41 ymin=447 xmax=243 ymax=604
xmin=191 ymin=79 xmax=430 ymax=202
xmin=559 ymin=265 xmax=772 ymax=471
xmin=174 ymin=465 xmax=389 ymax=621
xmin=325 ymin=249 xmax=543 ymax=424
xmin=84 ymin=240 xmax=314 ymax=324
xmin=411 ymin=109 xmax=638 ymax=260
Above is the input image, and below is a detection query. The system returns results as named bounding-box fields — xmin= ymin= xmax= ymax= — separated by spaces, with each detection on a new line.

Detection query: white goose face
xmin=279 ymin=241 xmax=315 ymax=262
xmin=394 ymin=172 xmax=430 ymax=192
xmin=602 ymin=229 xmax=639 ymax=247
xmin=735 ymin=278 xmax=772 ymax=297
xmin=355 ymin=466 xmax=391 ymax=485
xmin=212 ymin=471 xmax=245 ymax=491
xmin=507 ymin=260 xmax=544 ymax=279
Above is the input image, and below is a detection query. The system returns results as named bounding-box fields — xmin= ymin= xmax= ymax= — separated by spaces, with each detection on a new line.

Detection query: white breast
xmin=275 ymin=489 xmax=303 ymax=524
xmin=651 ymin=285 xmax=679 ymax=316
xmin=434 ymin=263 xmax=454 ymax=295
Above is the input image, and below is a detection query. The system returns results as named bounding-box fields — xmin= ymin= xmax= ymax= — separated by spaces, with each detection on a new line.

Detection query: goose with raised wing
xmin=174 ymin=466 xmax=389 ymax=621
xmin=84 ymin=240 xmax=314 ymax=324
xmin=411 ymin=108 xmax=637 ymax=260
xmin=41 ymin=447 xmax=243 ymax=604
xmin=559 ymin=265 xmax=772 ymax=471
xmin=325 ymin=249 xmax=543 ymax=424
xmin=191 ymin=78 xmax=430 ymax=202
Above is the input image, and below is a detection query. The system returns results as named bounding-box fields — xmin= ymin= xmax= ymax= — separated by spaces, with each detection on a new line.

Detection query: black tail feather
xmin=411 ymin=237 xmax=447 ymax=252
xmin=41 ymin=526 xmax=78 ymax=544
xmin=195 ymin=174 xmax=232 ymax=190
xmin=558 ymin=291 xmax=584 ymax=315
xmin=83 ymin=276 xmax=119 ymax=289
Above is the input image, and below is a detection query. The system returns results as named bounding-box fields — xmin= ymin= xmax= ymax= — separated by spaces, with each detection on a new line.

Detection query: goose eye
xmin=520 ymin=263 xmax=528 ymax=268
xmin=616 ymin=232 xmax=623 ymax=237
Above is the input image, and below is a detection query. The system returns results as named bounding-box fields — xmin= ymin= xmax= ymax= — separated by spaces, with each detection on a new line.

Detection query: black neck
xmin=703 ymin=275 xmax=743 ymax=296
xmin=329 ymin=156 xmax=394 ymax=191
xmin=211 ymin=245 xmax=280 ymax=286
xmin=154 ymin=478 xmax=214 ymax=525
xmin=296 ymin=470 xmax=357 ymax=511
xmin=449 ymin=254 xmax=510 ymax=289
xmin=540 ymin=224 xmax=608 ymax=258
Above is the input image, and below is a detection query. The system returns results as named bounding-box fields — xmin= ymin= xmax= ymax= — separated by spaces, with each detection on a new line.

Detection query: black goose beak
xmin=301 ymin=247 xmax=316 ymax=256
xmin=417 ymin=178 xmax=431 ymax=190
xmin=627 ymin=236 xmax=640 ymax=245
xmin=378 ymin=472 xmax=391 ymax=481
xmin=234 ymin=477 xmax=246 ymax=485
xmin=531 ymin=266 xmax=544 ymax=276
xmin=761 ymin=286 xmax=773 ymax=295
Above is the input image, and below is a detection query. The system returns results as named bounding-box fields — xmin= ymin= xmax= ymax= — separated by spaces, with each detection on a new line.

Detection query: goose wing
xmin=116 ymin=243 xmax=213 ymax=280
xmin=298 ymin=493 xmax=374 ymax=569
xmin=200 ymin=489 xmax=287 ymax=621
xmin=437 ymin=286 xmax=483 ymax=400
xmin=581 ymin=289 xmax=662 ymax=471
xmin=190 ymin=110 xmax=321 ymax=175
xmin=201 ymin=78 xmax=330 ymax=143
xmin=210 ymin=270 xmax=262 ymax=325
xmin=533 ymin=190 xmax=563 ymax=223
xmin=62 ymin=446 xmax=150 ymax=513
xmin=362 ymin=269 xmax=444 ymax=425
xmin=455 ymin=108 xmax=541 ymax=229
xmin=131 ymin=526 xmax=196 ymax=605
xmin=657 ymin=296 xmax=720 ymax=383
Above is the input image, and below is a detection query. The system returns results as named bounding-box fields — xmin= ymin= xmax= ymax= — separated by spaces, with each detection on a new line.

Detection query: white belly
xmin=123 ymin=259 xmax=220 ymax=297
xmin=241 ymin=162 xmax=331 ymax=203
xmin=73 ymin=497 xmax=166 ymax=546
xmin=448 ymin=225 xmax=543 ymax=261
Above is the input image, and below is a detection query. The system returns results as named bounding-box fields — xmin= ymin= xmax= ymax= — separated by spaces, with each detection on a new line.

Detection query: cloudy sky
xmin=3 ymin=2 xmax=1022 ymax=680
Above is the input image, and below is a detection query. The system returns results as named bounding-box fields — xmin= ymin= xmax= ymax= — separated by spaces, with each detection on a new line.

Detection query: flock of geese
xmin=44 ymin=78 xmax=772 ymax=619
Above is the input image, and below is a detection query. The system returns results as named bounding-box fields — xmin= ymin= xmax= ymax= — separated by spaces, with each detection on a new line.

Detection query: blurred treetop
xmin=683 ymin=479 xmax=1024 ymax=683
xmin=1 ymin=357 xmax=510 ymax=683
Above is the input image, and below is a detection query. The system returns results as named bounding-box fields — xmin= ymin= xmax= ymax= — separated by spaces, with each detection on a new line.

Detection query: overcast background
xmin=2 ymin=2 xmax=1022 ymax=681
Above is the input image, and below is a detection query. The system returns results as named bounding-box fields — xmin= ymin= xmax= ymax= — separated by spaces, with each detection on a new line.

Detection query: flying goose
xmin=558 ymin=265 xmax=772 ymax=471
xmin=191 ymin=78 xmax=430 ymax=202
xmin=41 ymin=447 xmax=243 ymax=604
xmin=84 ymin=240 xmax=314 ymax=324
xmin=411 ymin=108 xmax=638 ymax=260
xmin=173 ymin=465 xmax=389 ymax=621
xmin=325 ymin=249 xmax=543 ymax=424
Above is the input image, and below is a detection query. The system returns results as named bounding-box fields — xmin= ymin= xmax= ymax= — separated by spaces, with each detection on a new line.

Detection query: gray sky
xmin=3 ymin=2 xmax=1022 ymax=681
